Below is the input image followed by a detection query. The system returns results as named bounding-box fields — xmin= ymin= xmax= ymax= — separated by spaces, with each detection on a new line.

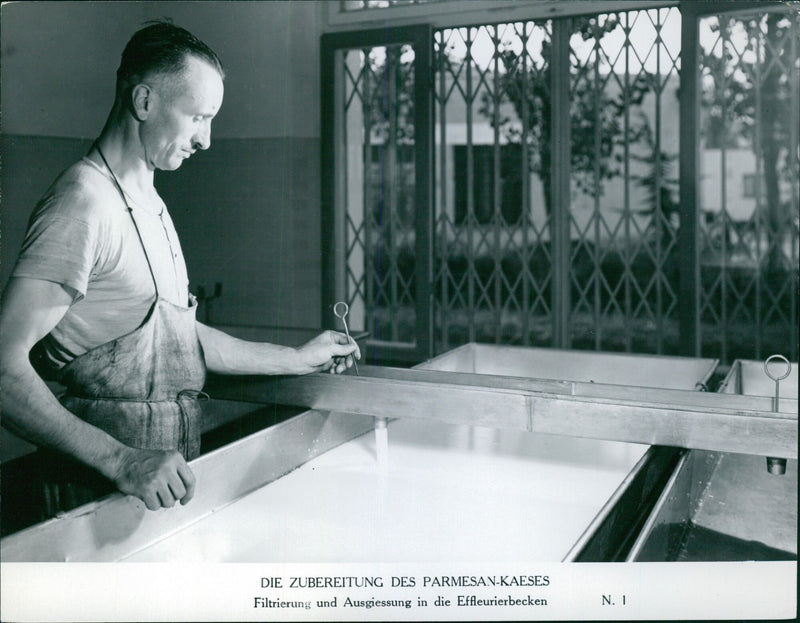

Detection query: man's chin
xmin=161 ymin=159 xmax=185 ymax=171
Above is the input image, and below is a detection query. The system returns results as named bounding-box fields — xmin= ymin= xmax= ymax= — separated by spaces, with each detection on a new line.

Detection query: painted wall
xmin=1 ymin=1 xmax=321 ymax=139
xmin=1 ymin=1 xmax=324 ymax=328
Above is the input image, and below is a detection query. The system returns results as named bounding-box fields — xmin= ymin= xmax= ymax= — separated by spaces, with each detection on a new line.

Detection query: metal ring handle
xmin=333 ymin=301 xmax=349 ymax=320
xmin=764 ymin=354 xmax=791 ymax=382
xmin=332 ymin=301 xmax=358 ymax=376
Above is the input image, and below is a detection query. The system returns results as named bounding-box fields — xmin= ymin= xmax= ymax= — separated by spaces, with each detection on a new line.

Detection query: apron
xmin=35 ymin=145 xmax=208 ymax=518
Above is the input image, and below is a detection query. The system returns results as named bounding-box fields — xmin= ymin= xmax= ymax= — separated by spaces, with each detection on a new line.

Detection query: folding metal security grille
xmin=431 ymin=9 xmax=684 ymax=355
xmin=341 ymin=45 xmax=418 ymax=344
xmin=567 ymin=8 xmax=682 ymax=354
xmin=322 ymin=3 xmax=799 ymax=366
xmin=697 ymin=9 xmax=799 ymax=363
xmin=433 ymin=22 xmax=554 ymax=352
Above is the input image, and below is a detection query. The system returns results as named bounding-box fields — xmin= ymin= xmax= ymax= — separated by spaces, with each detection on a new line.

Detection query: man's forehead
xmin=155 ymin=55 xmax=224 ymax=108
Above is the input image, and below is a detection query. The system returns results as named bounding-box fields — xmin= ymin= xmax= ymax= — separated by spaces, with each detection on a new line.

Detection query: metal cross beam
xmin=210 ymin=366 xmax=798 ymax=459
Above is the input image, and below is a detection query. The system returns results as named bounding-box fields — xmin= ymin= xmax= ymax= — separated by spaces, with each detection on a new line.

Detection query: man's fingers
xmin=167 ymin=477 xmax=187 ymax=505
xmin=115 ymin=448 xmax=197 ymax=510
xmin=152 ymin=462 xmax=193 ymax=509
xmin=143 ymin=492 xmax=161 ymax=511
xmin=328 ymin=342 xmax=359 ymax=357
xmin=157 ymin=488 xmax=177 ymax=509
xmin=328 ymin=331 xmax=361 ymax=357
xmin=176 ymin=461 xmax=196 ymax=505
xmin=327 ymin=330 xmax=349 ymax=344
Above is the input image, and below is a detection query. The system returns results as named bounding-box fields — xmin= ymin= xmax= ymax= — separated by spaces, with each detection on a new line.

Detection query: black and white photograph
xmin=0 ymin=1 xmax=797 ymax=621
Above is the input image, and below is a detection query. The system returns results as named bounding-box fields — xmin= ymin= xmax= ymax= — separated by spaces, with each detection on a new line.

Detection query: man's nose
xmin=192 ymin=123 xmax=211 ymax=151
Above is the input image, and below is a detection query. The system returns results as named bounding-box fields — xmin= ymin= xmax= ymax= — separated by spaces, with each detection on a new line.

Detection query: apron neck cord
xmin=93 ymin=142 xmax=160 ymax=299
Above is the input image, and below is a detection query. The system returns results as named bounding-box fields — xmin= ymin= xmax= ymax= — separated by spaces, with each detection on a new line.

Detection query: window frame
xmin=324 ymin=0 xmax=677 ymax=31
xmin=321 ymin=0 xmax=797 ymax=364
xmin=321 ymin=25 xmax=435 ymax=363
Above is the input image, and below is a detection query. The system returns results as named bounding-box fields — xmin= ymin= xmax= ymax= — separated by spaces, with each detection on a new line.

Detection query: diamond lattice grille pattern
xmin=342 ymin=46 xmax=417 ymax=343
xmin=432 ymin=10 xmax=685 ymax=354
xmin=335 ymin=6 xmax=798 ymax=364
xmin=567 ymin=9 xmax=682 ymax=354
xmin=698 ymin=11 xmax=799 ymax=362
xmin=434 ymin=23 xmax=555 ymax=351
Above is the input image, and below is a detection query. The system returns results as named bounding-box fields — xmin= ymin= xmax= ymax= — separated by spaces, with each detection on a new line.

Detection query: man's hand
xmin=112 ymin=447 xmax=196 ymax=510
xmin=296 ymin=330 xmax=361 ymax=375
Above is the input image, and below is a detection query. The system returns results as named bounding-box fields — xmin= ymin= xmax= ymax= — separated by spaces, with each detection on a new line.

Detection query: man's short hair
xmin=116 ymin=20 xmax=224 ymax=96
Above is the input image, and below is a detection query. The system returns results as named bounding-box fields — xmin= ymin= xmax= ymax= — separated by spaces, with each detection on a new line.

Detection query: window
xmin=324 ymin=3 xmax=799 ymax=365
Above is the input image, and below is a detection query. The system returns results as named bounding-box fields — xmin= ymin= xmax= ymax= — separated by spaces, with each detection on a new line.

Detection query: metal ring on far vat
xmin=764 ymin=354 xmax=791 ymax=383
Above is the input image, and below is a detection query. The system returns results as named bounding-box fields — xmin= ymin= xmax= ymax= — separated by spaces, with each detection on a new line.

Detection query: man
xmin=0 ymin=21 xmax=359 ymax=515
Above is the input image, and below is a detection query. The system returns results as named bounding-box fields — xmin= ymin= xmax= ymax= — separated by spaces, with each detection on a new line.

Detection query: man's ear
xmin=130 ymin=84 xmax=152 ymax=121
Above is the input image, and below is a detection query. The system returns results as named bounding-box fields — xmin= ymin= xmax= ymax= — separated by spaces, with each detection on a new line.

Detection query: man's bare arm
xmin=196 ymin=322 xmax=361 ymax=376
xmin=0 ymin=277 xmax=195 ymax=510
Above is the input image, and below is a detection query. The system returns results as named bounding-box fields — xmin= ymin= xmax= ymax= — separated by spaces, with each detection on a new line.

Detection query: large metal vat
xmin=1 ymin=344 xmax=717 ymax=563
xmin=627 ymin=358 xmax=797 ymax=561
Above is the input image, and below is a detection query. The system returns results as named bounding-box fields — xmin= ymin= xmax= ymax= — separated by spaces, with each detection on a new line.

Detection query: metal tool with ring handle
xmin=764 ymin=354 xmax=792 ymax=475
xmin=333 ymin=301 xmax=359 ymax=376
